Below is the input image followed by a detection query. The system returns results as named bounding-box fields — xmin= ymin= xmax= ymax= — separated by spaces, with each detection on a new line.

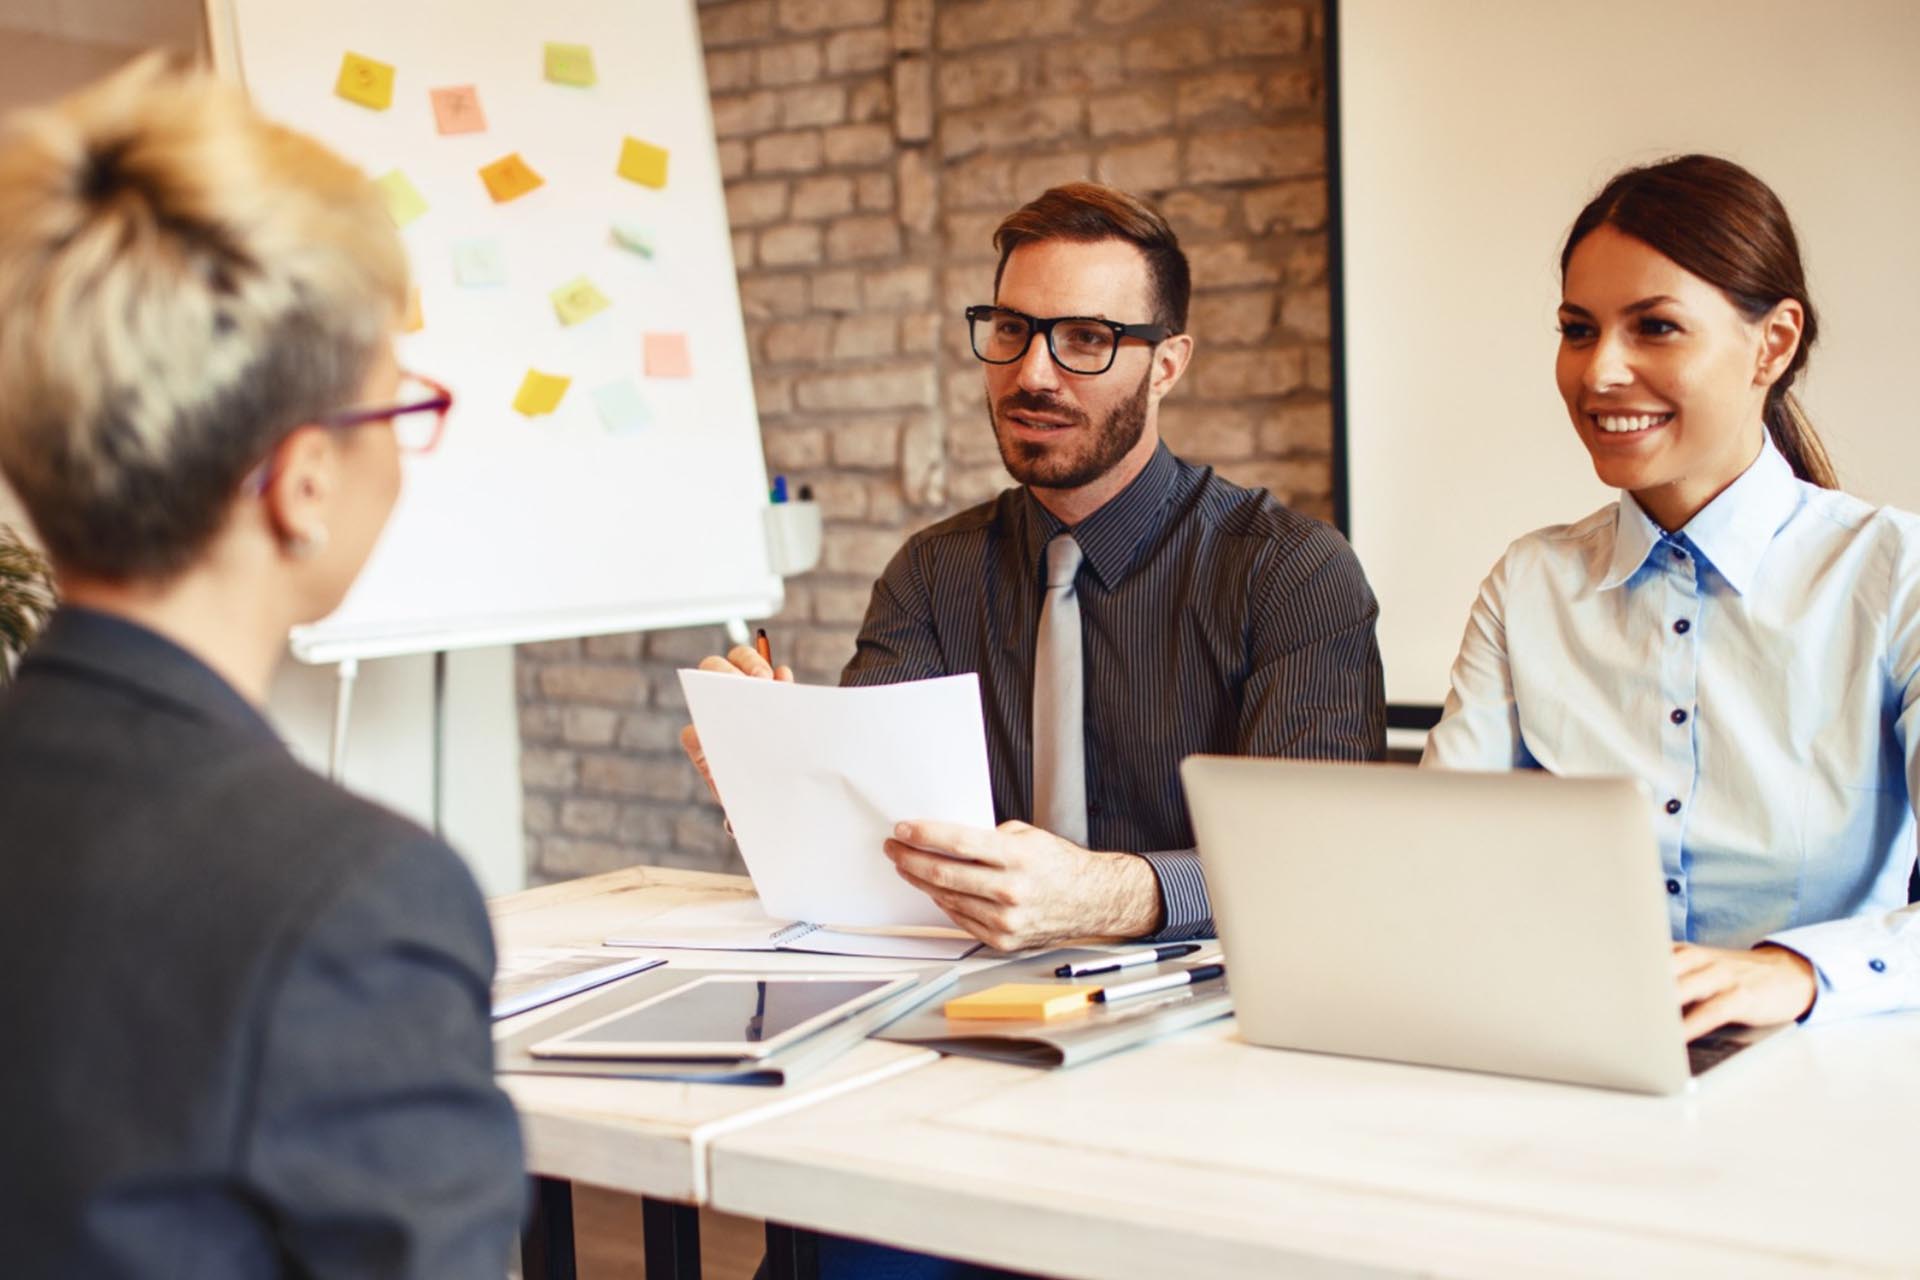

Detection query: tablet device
xmin=528 ymin=973 xmax=915 ymax=1060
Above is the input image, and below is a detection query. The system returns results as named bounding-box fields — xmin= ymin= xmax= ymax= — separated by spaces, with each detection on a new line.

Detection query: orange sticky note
xmin=943 ymin=984 xmax=1098 ymax=1021
xmin=335 ymin=51 xmax=394 ymax=110
xmin=617 ymin=136 xmax=670 ymax=189
xmin=402 ymin=285 xmax=424 ymax=333
xmin=430 ymin=85 xmax=487 ymax=135
xmin=479 ymin=153 xmax=544 ymax=204
xmin=513 ymin=369 xmax=571 ymax=417
xmin=374 ymin=170 xmax=429 ymax=228
xmin=643 ymin=332 xmax=692 ymax=379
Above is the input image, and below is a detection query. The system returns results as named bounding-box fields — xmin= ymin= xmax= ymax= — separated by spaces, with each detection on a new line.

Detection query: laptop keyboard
xmin=1687 ymin=1034 xmax=1749 ymax=1075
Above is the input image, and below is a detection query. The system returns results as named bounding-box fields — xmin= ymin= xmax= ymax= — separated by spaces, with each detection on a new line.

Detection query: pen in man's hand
xmin=1092 ymin=963 xmax=1227 ymax=1004
xmin=1054 ymin=943 xmax=1202 ymax=978
xmin=754 ymin=627 xmax=773 ymax=668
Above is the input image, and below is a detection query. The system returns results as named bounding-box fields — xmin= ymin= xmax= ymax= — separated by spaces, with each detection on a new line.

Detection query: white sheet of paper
xmin=679 ymin=670 xmax=997 ymax=928
xmin=603 ymin=897 xmax=980 ymax=960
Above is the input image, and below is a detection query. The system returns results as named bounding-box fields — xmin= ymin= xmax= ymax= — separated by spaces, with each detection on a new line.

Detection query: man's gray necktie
xmin=1032 ymin=532 xmax=1087 ymax=846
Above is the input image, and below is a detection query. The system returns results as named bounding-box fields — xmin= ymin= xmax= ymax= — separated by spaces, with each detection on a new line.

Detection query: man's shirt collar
xmin=1022 ymin=442 xmax=1180 ymax=590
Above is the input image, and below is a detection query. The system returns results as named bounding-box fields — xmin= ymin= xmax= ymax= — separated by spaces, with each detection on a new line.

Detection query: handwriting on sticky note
xmin=402 ymin=285 xmax=424 ymax=333
xmin=610 ymin=218 xmax=655 ymax=258
xmin=335 ymin=52 xmax=394 ymax=111
xmin=430 ymin=85 xmax=486 ymax=135
xmin=550 ymin=277 xmax=611 ymax=327
xmin=451 ymin=239 xmax=507 ymax=288
xmin=374 ymin=170 xmax=428 ymax=228
xmin=593 ymin=380 xmax=651 ymax=433
xmin=617 ymin=136 xmax=669 ymax=189
xmin=643 ymin=332 xmax=692 ymax=379
xmin=544 ymin=42 xmax=597 ymax=87
xmin=479 ymin=153 xmax=544 ymax=204
xmin=513 ymin=370 xmax=571 ymax=417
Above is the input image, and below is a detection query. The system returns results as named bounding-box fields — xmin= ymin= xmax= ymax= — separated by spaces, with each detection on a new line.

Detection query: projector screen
xmin=1332 ymin=0 xmax=1920 ymax=719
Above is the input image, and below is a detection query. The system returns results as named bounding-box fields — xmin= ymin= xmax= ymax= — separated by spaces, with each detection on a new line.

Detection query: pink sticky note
xmin=431 ymin=85 xmax=487 ymax=135
xmin=643 ymin=332 xmax=692 ymax=379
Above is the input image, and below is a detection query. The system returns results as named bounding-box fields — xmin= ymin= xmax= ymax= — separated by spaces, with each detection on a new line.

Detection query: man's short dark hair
xmin=992 ymin=182 xmax=1191 ymax=334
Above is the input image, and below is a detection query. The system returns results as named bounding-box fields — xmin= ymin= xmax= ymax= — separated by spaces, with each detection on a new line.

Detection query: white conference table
xmin=488 ymin=866 xmax=941 ymax=1278
xmin=709 ymin=1012 xmax=1920 ymax=1279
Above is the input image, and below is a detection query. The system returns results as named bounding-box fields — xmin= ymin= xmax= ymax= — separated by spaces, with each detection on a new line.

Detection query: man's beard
xmin=988 ymin=365 xmax=1152 ymax=492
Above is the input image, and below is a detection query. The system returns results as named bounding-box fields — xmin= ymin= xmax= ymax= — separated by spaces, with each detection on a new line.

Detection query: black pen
xmin=1054 ymin=943 xmax=1202 ymax=978
xmin=1091 ymin=963 xmax=1226 ymax=1004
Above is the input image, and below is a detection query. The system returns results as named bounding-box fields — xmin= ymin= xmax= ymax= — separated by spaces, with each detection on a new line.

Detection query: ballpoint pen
xmin=1054 ymin=943 xmax=1203 ymax=978
xmin=1092 ymin=963 xmax=1227 ymax=1004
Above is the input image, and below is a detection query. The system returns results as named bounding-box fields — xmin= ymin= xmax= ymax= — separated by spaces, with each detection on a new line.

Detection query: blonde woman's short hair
xmin=0 ymin=54 xmax=407 ymax=580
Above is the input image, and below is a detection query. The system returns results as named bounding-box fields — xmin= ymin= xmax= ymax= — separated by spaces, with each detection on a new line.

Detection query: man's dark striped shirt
xmin=840 ymin=442 xmax=1386 ymax=940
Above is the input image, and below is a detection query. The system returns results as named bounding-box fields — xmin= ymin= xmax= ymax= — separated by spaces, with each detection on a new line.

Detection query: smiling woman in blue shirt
xmin=1425 ymin=154 xmax=1917 ymax=1040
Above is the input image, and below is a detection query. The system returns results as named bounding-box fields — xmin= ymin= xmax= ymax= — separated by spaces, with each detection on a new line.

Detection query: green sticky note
xmin=593 ymin=379 xmax=651 ymax=433
xmin=545 ymin=42 xmax=597 ymax=87
xmin=550 ymin=276 xmax=611 ymax=327
xmin=452 ymin=239 xmax=507 ymax=287
xmin=611 ymin=217 xmax=655 ymax=258
xmin=374 ymin=170 xmax=428 ymax=228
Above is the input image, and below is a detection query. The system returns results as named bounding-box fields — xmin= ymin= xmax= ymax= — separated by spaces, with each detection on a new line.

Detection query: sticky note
xmin=593 ymin=379 xmax=651 ymax=432
xmin=617 ymin=136 xmax=670 ymax=189
xmin=402 ymin=285 xmax=424 ymax=333
xmin=374 ymin=170 xmax=428 ymax=228
xmin=430 ymin=85 xmax=487 ymax=135
xmin=610 ymin=217 xmax=655 ymax=258
xmin=643 ymin=332 xmax=692 ymax=379
xmin=550 ymin=276 xmax=611 ymax=327
xmin=451 ymin=239 xmax=507 ymax=288
xmin=513 ymin=369 xmax=571 ymax=417
xmin=943 ymin=984 xmax=1098 ymax=1021
xmin=335 ymin=52 xmax=394 ymax=110
xmin=479 ymin=153 xmax=544 ymax=204
xmin=544 ymin=42 xmax=597 ymax=87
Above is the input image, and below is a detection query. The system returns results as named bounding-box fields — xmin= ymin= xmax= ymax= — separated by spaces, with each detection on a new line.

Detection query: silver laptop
xmin=1181 ymin=757 xmax=1779 ymax=1095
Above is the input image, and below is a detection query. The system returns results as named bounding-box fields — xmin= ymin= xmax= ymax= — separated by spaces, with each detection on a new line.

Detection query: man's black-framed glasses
xmin=965 ymin=305 xmax=1173 ymax=376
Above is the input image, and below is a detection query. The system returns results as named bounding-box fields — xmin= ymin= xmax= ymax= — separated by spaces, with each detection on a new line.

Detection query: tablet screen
xmin=558 ymin=977 xmax=896 ymax=1048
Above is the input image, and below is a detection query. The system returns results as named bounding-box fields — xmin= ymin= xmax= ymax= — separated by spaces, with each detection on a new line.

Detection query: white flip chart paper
xmin=678 ymin=670 xmax=997 ymax=928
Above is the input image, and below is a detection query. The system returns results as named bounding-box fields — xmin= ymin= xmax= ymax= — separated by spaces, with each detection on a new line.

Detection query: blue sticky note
xmin=593 ymin=379 xmax=651 ymax=432
xmin=452 ymin=238 xmax=507 ymax=287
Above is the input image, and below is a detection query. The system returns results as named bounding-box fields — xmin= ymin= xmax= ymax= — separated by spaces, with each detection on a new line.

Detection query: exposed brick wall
xmin=517 ymin=0 xmax=1331 ymax=883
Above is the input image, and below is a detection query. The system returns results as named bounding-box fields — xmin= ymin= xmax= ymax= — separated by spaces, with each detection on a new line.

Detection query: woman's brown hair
xmin=1562 ymin=154 xmax=1837 ymax=489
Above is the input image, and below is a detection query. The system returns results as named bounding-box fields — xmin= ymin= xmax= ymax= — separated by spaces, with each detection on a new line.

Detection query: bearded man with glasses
xmin=685 ymin=182 xmax=1385 ymax=959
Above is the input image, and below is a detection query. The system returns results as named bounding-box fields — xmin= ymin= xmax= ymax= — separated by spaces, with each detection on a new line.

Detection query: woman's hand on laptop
xmin=678 ymin=646 xmax=794 ymax=803
xmin=883 ymin=820 xmax=1164 ymax=951
xmin=1672 ymin=942 xmax=1816 ymax=1040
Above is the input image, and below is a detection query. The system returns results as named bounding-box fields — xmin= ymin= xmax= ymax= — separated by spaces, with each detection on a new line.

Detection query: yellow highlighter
xmin=943 ymin=983 xmax=1099 ymax=1021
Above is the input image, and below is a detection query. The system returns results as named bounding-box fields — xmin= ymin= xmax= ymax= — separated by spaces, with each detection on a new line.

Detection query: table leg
xmin=642 ymin=1196 xmax=704 ymax=1280
xmin=760 ymin=1221 xmax=820 ymax=1280
xmin=520 ymin=1176 xmax=577 ymax=1280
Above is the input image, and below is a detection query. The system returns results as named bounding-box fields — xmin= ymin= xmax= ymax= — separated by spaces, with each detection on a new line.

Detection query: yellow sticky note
xmin=430 ymin=85 xmax=487 ymax=135
xmin=643 ymin=332 xmax=692 ymax=379
xmin=550 ymin=276 xmax=611 ymax=327
xmin=374 ymin=170 xmax=429 ymax=228
xmin=479 ymin=153 xmax=545 ymax=204
xmin=402 ymin=285 xmax=424 ymax=333
xmin=513 ymin=369 xmax=571 ymax=417
xmin=544 ymin=42 xmax=597 ymax=87
xmin=335 ymin=51 xmax=395 ymax=110
xmin=617 ymin=136 xmax=670 ymax=189
xmin=944 ymin=984 xmax=1098 ymax=1021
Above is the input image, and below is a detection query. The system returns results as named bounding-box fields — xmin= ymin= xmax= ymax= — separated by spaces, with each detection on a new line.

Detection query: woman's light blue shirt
xmin=1425 ymin=436 xmax=1918 ymax=1021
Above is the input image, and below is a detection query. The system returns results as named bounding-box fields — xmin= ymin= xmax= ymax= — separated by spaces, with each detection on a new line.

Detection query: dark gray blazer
xmin=0 ymin=608 xmax=525 ymax=1277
